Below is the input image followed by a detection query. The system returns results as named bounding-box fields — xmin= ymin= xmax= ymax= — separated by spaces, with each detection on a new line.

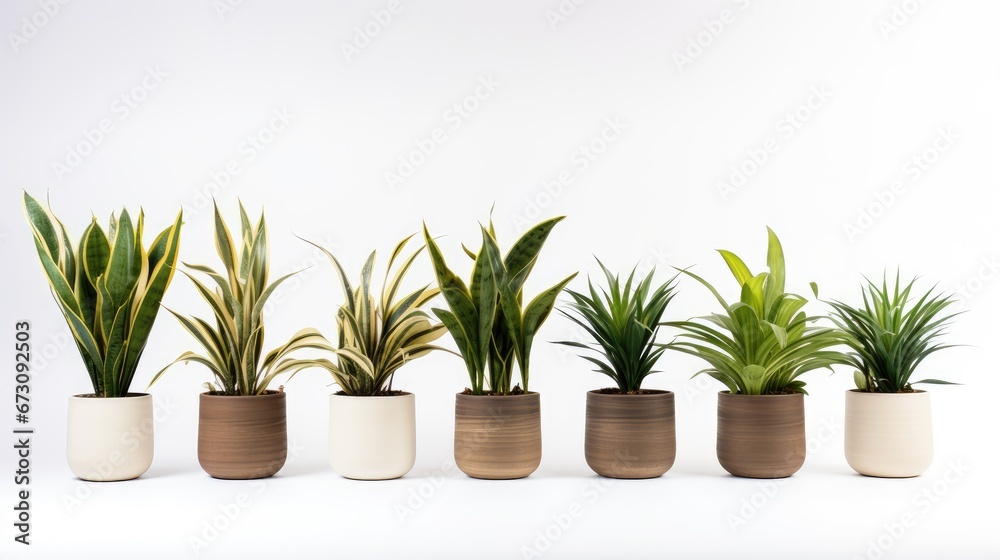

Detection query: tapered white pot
xmin=329 ymin=392 xmax=416 ymax=480
xmin=845 ymin=390 xmax=932 ymax=478
xmin=67 ymin=393 xmax=154 ymax=481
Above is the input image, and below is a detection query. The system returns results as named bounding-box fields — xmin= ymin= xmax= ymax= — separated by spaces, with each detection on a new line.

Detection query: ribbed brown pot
xmin=198 ymin=391 xmax=287 ymax=480
xmin=454 ymin=392 xmax=541 ymax=479
xmin=585 ymin=390 xmax=676 ymax=479
xmin=717 ymin=391 xmax=805 ymax=479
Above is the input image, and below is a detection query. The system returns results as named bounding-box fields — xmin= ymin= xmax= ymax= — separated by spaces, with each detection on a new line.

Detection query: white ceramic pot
xmin=329 ymin=392 xmax=416 ymax=480
xmin=845 ymin=390 xmax=933 ymax=478
xmin=67 ymin=393 xmax=154 ymax=481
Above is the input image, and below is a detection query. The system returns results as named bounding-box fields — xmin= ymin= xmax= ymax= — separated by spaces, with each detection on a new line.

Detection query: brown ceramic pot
xmin=717 ymin=391 xmax=805 ymax=478
xmin=198 ymin=391 xmax=287 ymax=479
xmin=454 ymin=392 xmax=541 ymax=479
xmin=585 ymin=390 xmax=676 ymax=479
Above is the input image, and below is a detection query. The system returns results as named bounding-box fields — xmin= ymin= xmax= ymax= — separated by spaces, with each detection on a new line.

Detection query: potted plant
xmin=827 ymin=275 xmax=959 ymax=478
xmin=151 ymin=202 xmax=328 ymax=480
xmin=555 ymin=260 xmax=679 ymax=479
xmin=423 ymin=216 xmax=576 ymax=479
xmin=664 ymin=227 xmax=847 ymax=478
xmin=23 ymin=192 xmax=182 ymax=482
xmin=299 ymin=234 xmax=447 ymax=480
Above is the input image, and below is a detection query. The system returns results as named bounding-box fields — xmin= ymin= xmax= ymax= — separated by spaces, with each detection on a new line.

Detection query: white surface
xmin=1 ymin=0 xmax=998 ymax=558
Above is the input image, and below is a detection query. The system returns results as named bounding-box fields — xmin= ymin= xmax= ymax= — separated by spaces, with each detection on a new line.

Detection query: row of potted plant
xmin=23 ymin=193 xmax=960 ymax=483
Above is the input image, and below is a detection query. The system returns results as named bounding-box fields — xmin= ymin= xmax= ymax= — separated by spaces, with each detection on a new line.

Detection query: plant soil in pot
xmin=329 ymin=392 xmax=416 ymax=480
xmin=454 ymin=392 xmax=541 ymax=480
xmin=198 ymin=391 xmax=287 ymax=479
xmin=585 ymin=390 xmax=676 ymax=478
xmin=844 ymin=390 xmax=932 ymax=477
xmin=717 ymin=391 xmax=805 ymax=478
xmin=67 ymin=393 xmax=154 ymax=481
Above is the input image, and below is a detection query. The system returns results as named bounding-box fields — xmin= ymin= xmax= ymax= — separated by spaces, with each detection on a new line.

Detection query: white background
xmin=1 ymin=1 xmax=998 ymax=558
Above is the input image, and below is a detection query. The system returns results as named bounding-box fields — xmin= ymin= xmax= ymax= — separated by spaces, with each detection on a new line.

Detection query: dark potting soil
xmin=334 ymin=390 xmax=409 ymax=397
xmin=761 ymin=388 xmax=804 ymax=395
xmin=460 ymin=385 xmax=527 ymax=396
xmin=595 ymin=388 xmax=663 ymax=395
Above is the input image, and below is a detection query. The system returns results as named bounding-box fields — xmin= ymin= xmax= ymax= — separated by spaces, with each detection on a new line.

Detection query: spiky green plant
xmin=424 ymin=216 xmax=577 ymax=395
xmin=150 ymin=202 xmax=328 ymax=395
xmin=555 ymin=260 xmax=678 ymax=393
xmin=23 ymin=192 xmax=182 ymax=398
xmin=299 ymin=235 xmax=449 ymax=396
xmin=663 ymin=228 xmax=848 ymax=395
xmin=827 ymin=275 xmax=959 ymax=393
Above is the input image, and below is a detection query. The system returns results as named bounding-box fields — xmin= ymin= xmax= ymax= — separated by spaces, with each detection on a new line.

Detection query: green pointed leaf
xmin=504 ymin=216 xmax=564 ymax=286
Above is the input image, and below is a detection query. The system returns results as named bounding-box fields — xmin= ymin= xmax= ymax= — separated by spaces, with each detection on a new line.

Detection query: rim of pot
xmin=455 ymin=391 xmax=539 ymax=397
xmin=587 ymin=388 xmax=673 ymax=397
xmin=846 ymin=389 xmax=927 ymax=395
xmin=718 ymin=390 xmax=803 ymax=398
xmin=330 ymin=391 xmax=413 ymax=398
xmin=200 ymin=389 xmax=285 ymax=398
xmin=71 ymin=392 xmax=151 ymax=399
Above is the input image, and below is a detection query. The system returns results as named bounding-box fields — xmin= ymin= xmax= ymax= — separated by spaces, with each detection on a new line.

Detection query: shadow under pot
xmin=198 ymin=391 xmax=287 ymax=479
xmin=67 ymin=393 xmax=154 ymax=482
xmin=717 ymin=391 xmax=805 ymax=478
xmin=329 ymin=392 xmax=416 ymax=480
xmin=845 ymin=390 xmax=932 ymax=478
xmin=585 ymin=389 xmax=676 ymax=479
xmin=454 ymin=392 xmax=541 ymax=480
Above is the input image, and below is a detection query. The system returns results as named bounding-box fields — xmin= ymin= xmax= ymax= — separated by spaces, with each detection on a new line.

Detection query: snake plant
xmin=555 ymin=260 xmax=678 ymax=393
xmin=664 ymin=228 xmax=848 ymax=395
xmin=424 ymin=215 xmax=576 ymax=395
xmin=150 ymin=202 xmax=328 ymax=395
xmin=23 ymin=191 xmax=183 ymax=398
xmin=827 ymin=274 xmax=959 ymax=393
xmin=299 ymin=235 xmax=448 ymax=396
